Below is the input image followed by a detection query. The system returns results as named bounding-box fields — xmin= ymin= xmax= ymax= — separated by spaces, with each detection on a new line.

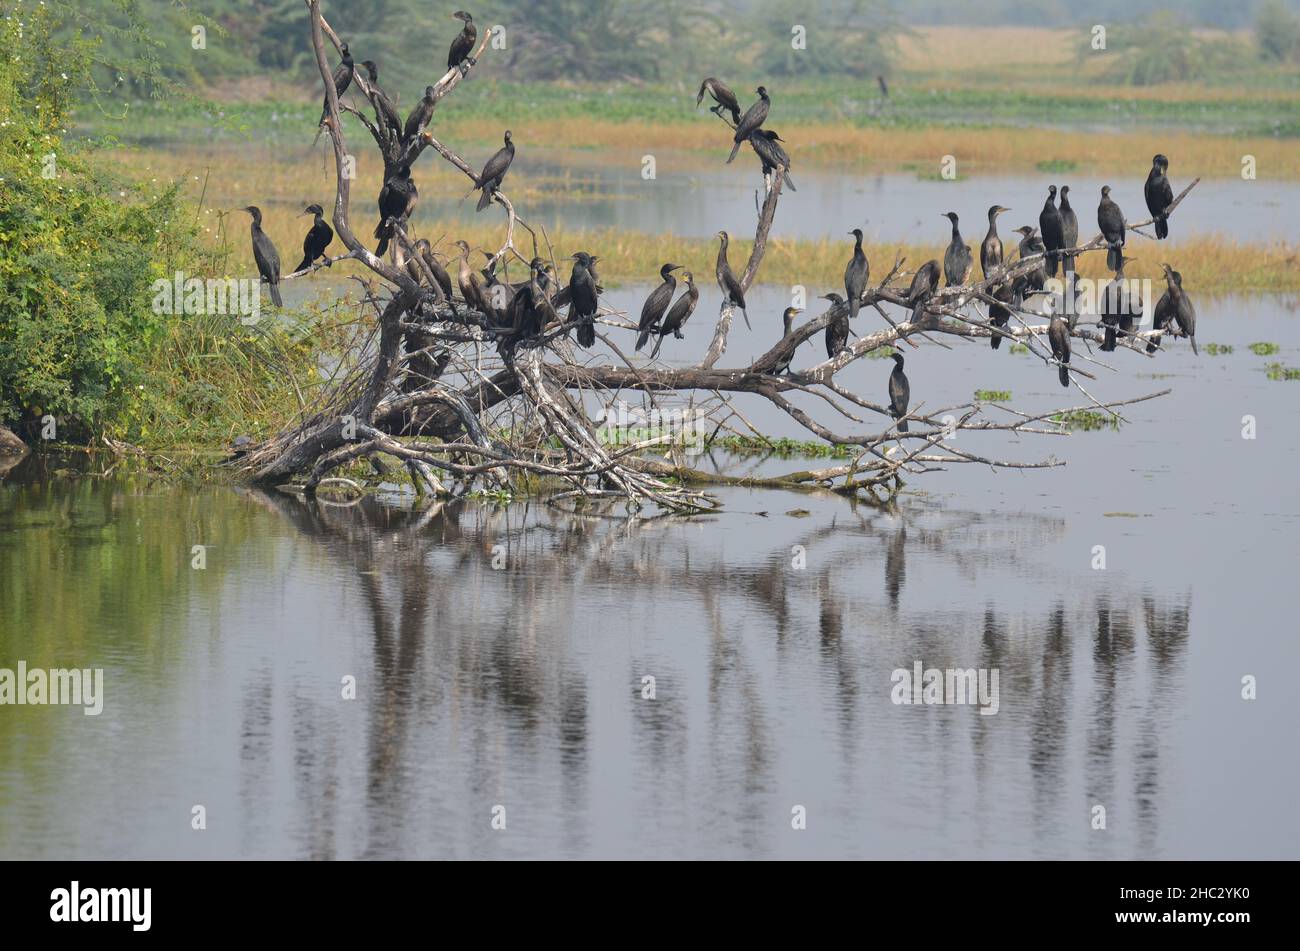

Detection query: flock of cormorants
xmin=241 ymin=33 xmax=1198 ymax=436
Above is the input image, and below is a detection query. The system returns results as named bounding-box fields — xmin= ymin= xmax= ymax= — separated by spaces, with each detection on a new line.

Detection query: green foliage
xmin=1093 ymin=12 xmax=1255 ymax=86
xmin=1256 ymin=0 xmax=1300 ymax=62
xmin=974 ymin=389 xmax=1011 ymax=402
xmin=753 ymin=0 xmax=902 ymax=79
xmin=1248 ymin=341 xmax=1280 ymax=356
xmin=1051 ymin=409 xmax=1119 ymax=432
xmin=1203 ymin=343 xmax=1234 ymax=355
xmin=1264 ymin=362 xmax=1300 ymax=380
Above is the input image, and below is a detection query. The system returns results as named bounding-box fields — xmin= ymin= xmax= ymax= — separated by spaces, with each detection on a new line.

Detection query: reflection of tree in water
xmin=244 ymin=488 xmax=1192 ymax=857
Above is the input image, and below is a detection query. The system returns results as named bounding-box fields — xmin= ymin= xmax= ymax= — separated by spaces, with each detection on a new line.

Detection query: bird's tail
xmin=1046 ymin=252 xmax=1059 ymax=278
xmin=577 ymin=317 xmax=596 ymax=348
xmin=738 ymin=306 xmax=751 ymax=331
xmin=374 ymin=237 xmax=389 ymax=258
xmin=1106 ymin=245 xmax=1120 ymax=271
xmin=1155 ymin=217 xmax=1168 ymax=240
xmin=729 ymin=108 xmax=741 ymax=125
xmin=1058 ymin=364 xmax=1070 ymax=387
xmin=1102 ymin=326 xmax=1116 ymax=351
xmin=990 ymin=331 xmax=1002 ymax=350
xmin=294 ymin=256 xmax=312 ymax=275
xmin=269 ymin=282 xmax=283 ymax=308
xmin=1146 ymin=333 xmax=1160 ymax=354
xmin=848 ymin=298 xmax=860 ymax=321
xmin=635 ymin=328 xmax=651 ymax=352
xmin=650 ymin=334 xmax=665 ymax=359
xmin=897 ymin=418 xmax=909 ymax=433
xmin=726 ymin=140 xmax=742 ymax=164
xmin=784 ymin=172 xmax=797 ymax=192
xmin=476 ymin=186 xmax=493 ymax=213
xmin=1190 ymin=335 xmax=1198 ymax=355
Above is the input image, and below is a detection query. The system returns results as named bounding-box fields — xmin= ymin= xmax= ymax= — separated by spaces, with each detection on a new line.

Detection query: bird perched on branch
xmin=416 ymin=239 xmax=454 ymax=300
xmin=448 ymin=11 xmax=477 ymax=72
xmin=888 ymin=353 xmax=910 ymax=433
xmin=294 ymin=204 xmax=333 ymax=274
xmin=696 ymin=77 xmax=741 ymax=124
xmin=1047 ymin=314 xmax=1071 ymax=387
xmin=1058 ymin=185 xmax=1078 ymax=275
xmin=243 ymin=206 xmax=282 ymax=308
xmin=907 ymin=260 xmax=941 ymax=309
xmin=374 ymin=164 xmax=417 ymax=258
xmin=1012 ymin=225 xmax=1046 ymax=295
xmin=1145 ymin=154 xmax=1174 ymax=240
xmin=844 ymin=228 xmax=870 ymax=320
xmin=404 ymin=85 xmax=437 ymax=143
xmin=651 ymin=271 xmax=700 ymax=359
xmin=750 ymin=129 xmax=796 ymax=192
xmin=726 ymin=86 xmax=769 ymax=164
xmin=715 ymin=231 xmax=750 ymax=329
xmin=1099 ymin=255 xmax=1136 ymax=352
xmin=360 ymin=60 xmax=403 ymax=143
xmin=980 ymin=205 xmax=1009 ymax=279
xmin=1160 ymin=263 xmax=1197 ymax=354
xmin=317 ymin=42 xmax=354 ymax=128
xmin=469 ymin=130 xmax=514 ymax=213
xmin=1039 ymin=186 xmax=1064 ymax=277
xmin=771 ymin=307 xmax=803 ymax=375
xmin=567 ymin=251 xmax=600 ymax=348
xmin=941 ymin=212 xmax=972 ymax=287
xmin=635 ymin=263 xmax=683 ymax=351
xmin=821 ymin=293 xmax=850 ymax=358
xmin=1098 ymin=185 xmax=1126 ymax=272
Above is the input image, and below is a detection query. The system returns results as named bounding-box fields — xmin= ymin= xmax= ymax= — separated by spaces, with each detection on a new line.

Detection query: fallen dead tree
xmin=240 ymin=1 xmax=1190 ymax=513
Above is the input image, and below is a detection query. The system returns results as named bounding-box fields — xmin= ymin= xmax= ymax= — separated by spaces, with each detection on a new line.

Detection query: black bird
xmin=448 ymin=11 xmax=477 ymax=71
xmin=454 ymin=240 xmax=491 ymax=316
xmin=1058 ymin=185 xmax=1079 ymax=275
xmin=651 ymin=272 xmax=700 ymax=359
xmin=294 ymin=203 xmax=333 ymax=274
xmin=361 ymin=61 xmax=403 ymax=143
xmin=696 ymin=77 xmax=741 ymax=124
xmin=907 ymin=259 xmax=940 ymax=308
xmin=417 ymin=239 xmax=455 ymax=300
xmin=844 ymin=228 xmax=870 ymax=320
xmin=318 ymin=42 xmax=354 ymax=127
xmin=750 ymin=129 xmax=796 ymax=191
xmin=373 ymin=164 xmax=417 ymax=258
xmin=726 ymin=86 xmax=769 ymax=164
xmin=771 ymin=307 xmax=804 ymax=375
xmin=505 ymin=260 xmax=557 ymax=339
xmin=877 ymin=75 xmax=889 ymax=99
xmin=635 ymin=263 xmax=683 ymax=351
xmin=243 ymin=206 xmax=282 ymax=308
xmin=988 ymin=277 xmax=1016 ymax=350
xmin=821 ymin=293 xmax=850 ymax=358
xmin=715 ymin=230 xmax=750 ymax=329
xmin=888 ymin=353 xmax=910 ymax=433
xmin=1160 ymin=263 xmax=1197 ymax=354
xmin=1047 ymin=315 xmax=1071 ymax=387
xmin=1039 ymin=186 xmax=1064 ymax=278
xmin=470 ymin=130 xmax=514 ymax=213
xmin=568 ymin=251 xmax=600 ymax=348
xmin=1145 ymin=154 xmax=1174 ymax=240
xmin=1099 ymin=255 xmax=1135 ymax=352
xmin=404 ymin=85 xmax=437 ymax=142
xmin=980 ymin=205 xmax=1009 ymax=278
xmin=1013 ymin=225 xmax=1047 ymax=294
xmin=1149 ymin=267 xmax=1180 ymax=353
xmin=941 ymin=212 xmax=972 ymax=287
xmin=1098 ymin=185 xmax=1126 ymax=272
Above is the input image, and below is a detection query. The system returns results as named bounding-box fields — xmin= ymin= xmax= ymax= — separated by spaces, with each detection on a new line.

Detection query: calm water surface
xmin=1 ymin=296 xmax=1298 ymax=859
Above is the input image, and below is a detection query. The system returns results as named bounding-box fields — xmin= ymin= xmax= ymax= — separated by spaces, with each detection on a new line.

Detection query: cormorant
xmin=470 ymin=130 xmax=514 ymax=213
xmin=404 ymin=85 xmax=437 ymax=142
xmin=771 ymin=307 xmax=803 ymax=375
xmin=1013 ymin=225 xmax=1047 ymax=294
xmin=988 ymin=277 xmax=1016 ymax=350
xmin=1149 ymin=266 xmax=1180 ymax=353
xmin=294 ymin=203 xmax=333 ymax=274
xmin=417 ymin=239 xmax=455 ymax=300
xmin=1039 ymin=186 xmax=1064 ymax=277
xmin=243 ymin=206 xmax=282 ymax=308
xmin=1099 ymin=255 xmax=1136 ymax=352
xmin=750 ymin=129 xmax=796 ymax=191
xmin=318 ymin=42 xmax=354 ymax=126
xmin=1047 ymin=314 xmax=1071 ymax=387
xmin=567 ymin=251 xmax=600 ymax=347
xmin=696 ymin=77 xmax=741 ymax=124
xmin=906 ymin=259 xmax=941 ymax=309
xmin=1098 ymin=185 xmax=1126 ymax=272
xmin=844 ymin=228 xmax=870 ymax=320
xmin=650 ymin=272 xmax=700 ymax=359
xmin=635 ymin=263 xmax=683 ymax=351
xmin=726 ymin=86 xmax=769 ymax=164
xmin=888 ymin=353 xmax=910 ymax=433
xmin=361 ymin=61 xmax=403 ymax=142
xmin=454 ymin=240 xmax=490 ymax=316
xmin=373 ymin=164 xmax=417 ymax=258
xmin=821 ymin=293 xmax=850 ymax=358
xmin=1058 ymin=185 xmax=1078 ymax=274
xmin=1160 ymin=263 xmax=1197 ymax=354
xmin=980 ymin=205 xmax=1009 ymax=278
xmin=448 ymin=11 xmax=477 ymax=71
xmin=715 ymin=231 xmax=750 ymax=329
xmin=941 ymin=212 xmax=972 ymax=286
xmin=1145 ymin=155 xmax=1173 ymax=240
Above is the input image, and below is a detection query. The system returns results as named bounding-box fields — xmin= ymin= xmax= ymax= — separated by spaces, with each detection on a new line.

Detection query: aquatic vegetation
xmin=974 ymin=389 xmax=1012 ymax=402
xmin=1203 ymin=343 xmax=1235 ymax=355
xmin=1249 ymin=341 xmax=1281 ymax=356
xmin=1051 ymin=409 xmax=1121 ymax=431
xmin=1265 ymin=362 xmax=1300 ymax=381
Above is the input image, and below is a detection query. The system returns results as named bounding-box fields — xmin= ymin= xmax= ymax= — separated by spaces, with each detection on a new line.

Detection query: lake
xmin=2 ymin=293 xmax=1297 ymax=859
